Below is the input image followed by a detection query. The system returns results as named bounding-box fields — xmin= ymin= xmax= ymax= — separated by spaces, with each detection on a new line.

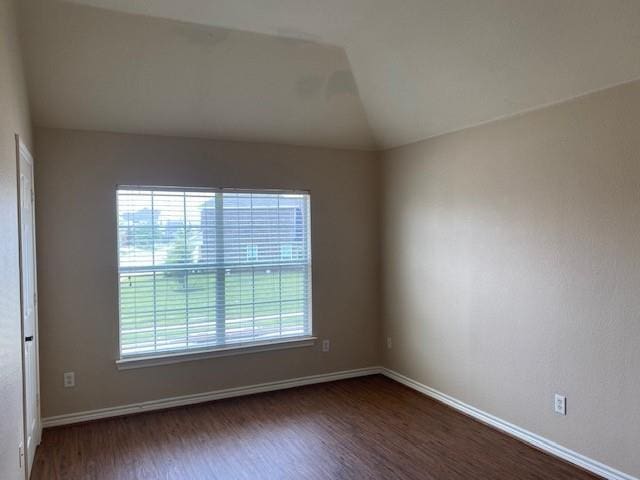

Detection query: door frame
xmin=16 ymin=134 xmax=42 ymax=478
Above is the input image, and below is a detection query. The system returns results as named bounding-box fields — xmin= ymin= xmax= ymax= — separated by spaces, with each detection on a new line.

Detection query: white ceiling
xmin=21 ymin=0 xmax=640 ymax=149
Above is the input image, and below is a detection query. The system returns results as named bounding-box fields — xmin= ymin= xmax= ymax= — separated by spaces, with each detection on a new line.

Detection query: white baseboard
xmin=42 ymin=365 xmax=636 ymax=480
xmin=381 ymin=368 xmax=637 ymax=480
xmin=42 ymin=366 xmax=382 ymax=428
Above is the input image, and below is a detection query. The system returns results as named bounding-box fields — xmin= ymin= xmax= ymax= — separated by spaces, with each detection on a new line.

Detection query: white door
xmin=17 ymin=137 xmax=40 ymax=477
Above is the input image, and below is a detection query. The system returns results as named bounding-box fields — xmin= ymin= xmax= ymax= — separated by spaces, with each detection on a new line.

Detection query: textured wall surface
xmin=0 ymin=0 xmax=33 ymax=478
xmin=34 ymin=128 xmax=380 ymax=417
xmin=381 ymin=80 xmax=640 ymax=477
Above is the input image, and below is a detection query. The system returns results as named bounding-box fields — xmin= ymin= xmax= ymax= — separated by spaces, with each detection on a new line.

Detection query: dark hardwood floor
xmin=32 ymin=375 xmax=599 ymax=479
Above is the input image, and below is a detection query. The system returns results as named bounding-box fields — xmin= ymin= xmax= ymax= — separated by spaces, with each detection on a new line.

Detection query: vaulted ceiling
xmin=20 ymin=0 xmax=640 ymax=150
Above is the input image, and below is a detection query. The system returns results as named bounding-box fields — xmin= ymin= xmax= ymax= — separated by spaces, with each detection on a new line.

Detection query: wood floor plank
xmin=32 ymin=375 xmax=601 ymax=479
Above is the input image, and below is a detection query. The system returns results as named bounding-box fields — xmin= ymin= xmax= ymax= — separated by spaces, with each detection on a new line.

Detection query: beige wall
xmin=34 ymin=128 xmax=380 ymax=417
xmin=0 ymin=0 xmax=33 ymax=479
xmin=381 ymin=80 xmax=640 ymax=477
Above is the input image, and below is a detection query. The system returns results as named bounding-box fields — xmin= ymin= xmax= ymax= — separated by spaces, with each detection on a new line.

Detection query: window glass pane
xmin=117 ymin=188 xmax=311 ymax=357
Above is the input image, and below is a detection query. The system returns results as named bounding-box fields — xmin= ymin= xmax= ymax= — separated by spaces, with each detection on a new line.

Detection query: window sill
xmin=115 ymin=336 xmax=317 ymax=370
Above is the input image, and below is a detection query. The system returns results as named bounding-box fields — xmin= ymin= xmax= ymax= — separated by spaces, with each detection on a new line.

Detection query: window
xmin=117 ymin=187 xmax=312 ymax=359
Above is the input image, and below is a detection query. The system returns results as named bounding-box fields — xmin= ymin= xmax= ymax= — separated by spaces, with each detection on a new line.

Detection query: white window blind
xmin=117 ymin=187 xmax=312 ymax=358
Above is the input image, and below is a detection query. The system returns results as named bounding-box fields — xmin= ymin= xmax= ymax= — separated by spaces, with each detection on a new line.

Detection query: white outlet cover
xmin=387 ymin=337 xmax=393 ymax=349
xmin=554 ymin=394 xmax=566 ymax=415
xmin=322 ymin=339 xmax=330 ymax=352
xmin=64 ymin=372 xmax=75 ymax=388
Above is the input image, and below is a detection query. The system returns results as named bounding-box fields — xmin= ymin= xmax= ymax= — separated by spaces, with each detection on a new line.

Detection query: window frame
xmin=114 ymin=185 xmax=315 ymax=368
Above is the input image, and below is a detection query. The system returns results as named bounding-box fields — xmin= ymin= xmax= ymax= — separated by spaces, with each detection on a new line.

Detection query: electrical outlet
xmin=554 ymin=394 xmax=566 ymax=415
xmin=322 ymin=339 xmax=330 ymax=352
xmin=63 ymin=371 xmax=75 ymax=388
xmin=387 ymin=337 xmax=393 ymax=349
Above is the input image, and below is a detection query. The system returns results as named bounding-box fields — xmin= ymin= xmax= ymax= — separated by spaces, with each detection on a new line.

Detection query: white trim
xmin=117 ymin=185 xmax=310 ymax=196
xmin=381 ymin=368 xmax=637 ymax=480
xmin=16 ymin=135 xmax=42 ymax=480
xmin=42 ymin=366 xmax=381 ymax=428
xmin=116 ymin=336 xmax=317 ymax=370
xmin=40 ymin=365 xmax=636 ymax=480
xmin=18 ymin=139 xmax=34 ymax=167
